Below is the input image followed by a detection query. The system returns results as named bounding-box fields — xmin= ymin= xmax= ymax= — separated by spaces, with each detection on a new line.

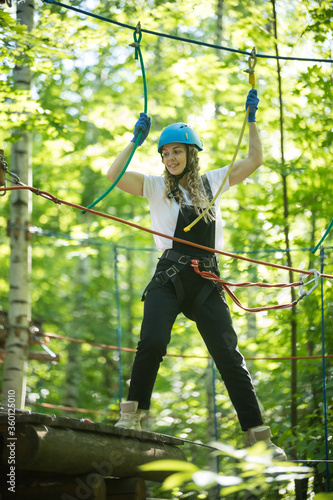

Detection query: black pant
xmin=128 ymin=263 xmax=263 ymax=431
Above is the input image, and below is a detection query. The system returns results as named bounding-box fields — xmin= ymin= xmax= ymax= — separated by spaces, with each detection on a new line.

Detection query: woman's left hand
xmin=246 ymin=89 xmax=259 ymax=122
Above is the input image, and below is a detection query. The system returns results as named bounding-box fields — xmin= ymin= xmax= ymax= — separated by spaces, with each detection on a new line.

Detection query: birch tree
xmin=2 ymin=0 xmax=34 ymax=409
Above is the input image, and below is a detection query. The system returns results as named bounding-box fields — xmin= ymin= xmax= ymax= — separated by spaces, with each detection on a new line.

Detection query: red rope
xmin=46 ymin=332 xmax=137 ymax=353
xmin=28 ymin=401 xmax=108 ymax=415
xmin=191 ymin=261 xmax=304 ymax=312
xmin=2 ymin=185 xmax=333 ymax=280
xmin=45 ymin=332 xmax=333 ymax=361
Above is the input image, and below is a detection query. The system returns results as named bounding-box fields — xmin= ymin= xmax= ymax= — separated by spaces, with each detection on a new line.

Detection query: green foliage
xmin=314 ymin=494 xmax=333 ymax=500
xmin=0 ymin=0 xmax=332 ymax=497
xmin=140 ymin=444 xmax=313 ymax=498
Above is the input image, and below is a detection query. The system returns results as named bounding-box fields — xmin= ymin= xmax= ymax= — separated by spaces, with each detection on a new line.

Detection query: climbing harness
xmin=142 ymin=249 xmax=219 ymax=305
xmin=184 ymin=48 xmax=257 ymax=233
xmin=191 ymin=260 xmax=321 ymax=313
xmin=142 ymin=174 xmax=217 ymax=309
xmin=82 ymin=23 xmax=148 ymax=213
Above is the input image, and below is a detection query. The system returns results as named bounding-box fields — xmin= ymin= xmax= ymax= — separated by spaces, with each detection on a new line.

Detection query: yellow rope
xmin=184 ymin=49 xmax=257 ymax=232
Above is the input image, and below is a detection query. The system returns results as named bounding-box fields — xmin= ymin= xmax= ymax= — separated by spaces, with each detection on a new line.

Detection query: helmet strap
xmin=173 ymin=164 xmax=189 ymax=180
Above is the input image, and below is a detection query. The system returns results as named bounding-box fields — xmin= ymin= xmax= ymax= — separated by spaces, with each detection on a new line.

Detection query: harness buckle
xmin=202 ymin=256 xmax=218 ymax=269
xmin=177 ymin=255 xmax=188 ymax=265
xmin=203 ymin=259 xmax=212 ymax=268
xmin=166 ymin=265 xmax=178 ymax=279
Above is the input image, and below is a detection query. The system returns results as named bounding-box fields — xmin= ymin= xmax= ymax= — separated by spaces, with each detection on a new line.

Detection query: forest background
xmin=0 ymin=0 xmax=332 ymax=497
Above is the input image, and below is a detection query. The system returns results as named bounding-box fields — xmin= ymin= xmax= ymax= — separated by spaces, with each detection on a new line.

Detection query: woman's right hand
xmin=131 ymin=113 xmax=151 ymax=146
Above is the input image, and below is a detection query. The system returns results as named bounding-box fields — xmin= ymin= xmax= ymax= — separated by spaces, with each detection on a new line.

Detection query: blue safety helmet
xmin=158 ymin=123 xmax=203 ymax=152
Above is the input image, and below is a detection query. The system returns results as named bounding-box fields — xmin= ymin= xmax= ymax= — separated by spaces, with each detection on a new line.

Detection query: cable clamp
xmin=130 ymin=22 xmax=143 ymax=60
xmin=244 ymin=47 xmax=257 ymax=74
xmin=299 ymin=269 xmax=320 ymax=297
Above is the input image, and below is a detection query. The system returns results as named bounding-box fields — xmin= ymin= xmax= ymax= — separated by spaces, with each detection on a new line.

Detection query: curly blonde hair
xmin=162 ymin=145 xmax=215 ymax=223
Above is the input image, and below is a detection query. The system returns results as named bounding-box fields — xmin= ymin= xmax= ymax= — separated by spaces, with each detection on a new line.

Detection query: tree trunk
xmin=271 ymin=0 xmax=298 ymax=433
xmin=64 ymin=255 xmax=89 ymax=416
xmin=1 ymin=0 xmax=34 ymax=410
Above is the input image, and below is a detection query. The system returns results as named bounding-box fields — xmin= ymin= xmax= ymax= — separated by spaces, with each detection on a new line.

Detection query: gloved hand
xmin=246 ymin=89 xmax=259 ymax=122
xmin=131 ymin=112 xmax=151 ymax=146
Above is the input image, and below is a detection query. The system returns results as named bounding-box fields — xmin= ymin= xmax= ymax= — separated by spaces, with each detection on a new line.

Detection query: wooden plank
xmin=0 ymin=348 xmax=60 ymax=363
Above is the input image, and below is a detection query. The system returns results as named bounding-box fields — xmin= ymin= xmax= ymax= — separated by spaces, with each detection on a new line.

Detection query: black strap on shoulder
xmin=201 ymin=173 xmax=215 ymax=217
xmin=201 ymin=173 xmax=213 ymax=199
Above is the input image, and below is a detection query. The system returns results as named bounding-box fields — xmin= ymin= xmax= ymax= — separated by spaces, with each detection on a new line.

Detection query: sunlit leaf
xmin=162 ymin=471 xmax=195 ymax=490
xmin=139 ymin=459 xmax=198 ymax=473
xmin=192 ymin=470 xmax=242 ymax=487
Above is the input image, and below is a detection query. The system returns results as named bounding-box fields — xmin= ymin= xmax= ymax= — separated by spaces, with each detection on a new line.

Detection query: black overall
xmin=127 ymin=177 xmax=263 ymax=431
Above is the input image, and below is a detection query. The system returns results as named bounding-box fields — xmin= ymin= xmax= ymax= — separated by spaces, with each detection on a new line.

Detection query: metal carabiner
xmin=299 ymin=269 xmax=321 ymax=297
xmin=7 ymin=170 xmax=21 ymax=184
xmin=244 ymin=47 xmax=257 ymax=87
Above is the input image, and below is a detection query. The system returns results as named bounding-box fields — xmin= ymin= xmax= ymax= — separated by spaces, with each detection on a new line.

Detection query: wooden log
xmin=0 ymin=413 xmax=184 ymax=447
xmin=105 ymin=477 xmax=146 ymax=499
xmin=106 ymin=496 xmax=141 ymax=500
xmin=0 ymin=476 xmax=147 ymax=500
xmin=1 ymin=423 xmax=186 ymax=482
xmin=1 ymin=473 xmax=106 ymax=500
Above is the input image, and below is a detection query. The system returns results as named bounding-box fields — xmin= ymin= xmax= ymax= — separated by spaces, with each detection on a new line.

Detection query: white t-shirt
xmin=143 ymin=166 xmax=230 ymax=253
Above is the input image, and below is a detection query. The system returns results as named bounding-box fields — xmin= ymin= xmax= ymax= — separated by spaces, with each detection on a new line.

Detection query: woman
xmin=108 ymin=89 xmax=286 ymax=460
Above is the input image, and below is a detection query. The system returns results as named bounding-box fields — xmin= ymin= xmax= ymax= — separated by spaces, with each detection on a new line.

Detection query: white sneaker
xmin=114 ymin=401 xmax=141 ymax=431
xmin=246 ymin=426 xmax=287 ymax=461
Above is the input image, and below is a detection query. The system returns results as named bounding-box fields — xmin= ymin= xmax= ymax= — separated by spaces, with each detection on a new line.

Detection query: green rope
xmin=312 ymin=218 xmax=333 ymax=254
xmin=82 ymin=27 xmax=148 ymax=214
